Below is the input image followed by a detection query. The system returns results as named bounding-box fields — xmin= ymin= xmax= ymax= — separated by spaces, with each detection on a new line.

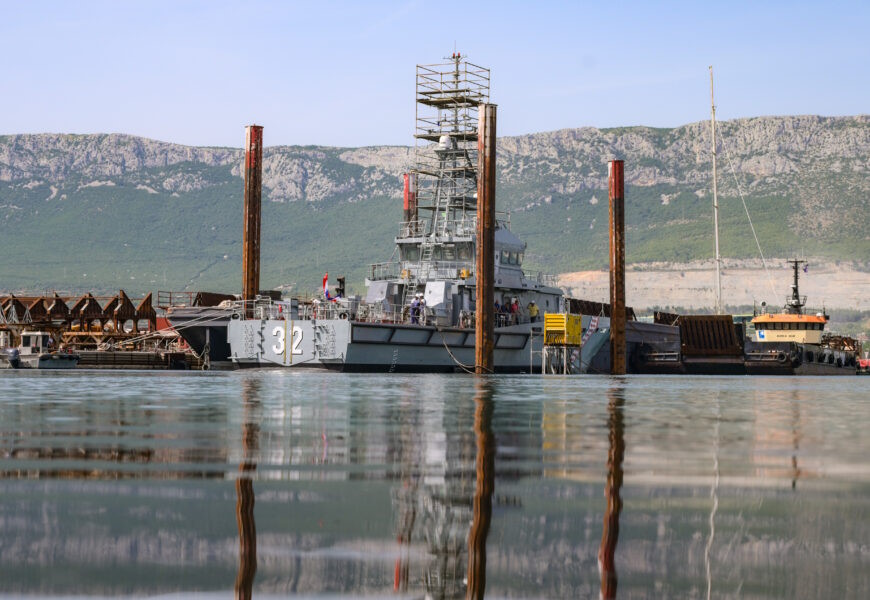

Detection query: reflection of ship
xmin=219 ymin=54 xmax=610 ymax=372
xmin=744 ymin=260 xmax=859 ymax=375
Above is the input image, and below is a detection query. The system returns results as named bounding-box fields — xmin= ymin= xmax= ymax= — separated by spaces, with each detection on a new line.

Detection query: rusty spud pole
xmin=242 ymin=125 xmax=264 ymax=316
xmin=475 ymin=104 xmax=497 ymax=374
xmin=609 ymin=160 xmax=626 ymax=375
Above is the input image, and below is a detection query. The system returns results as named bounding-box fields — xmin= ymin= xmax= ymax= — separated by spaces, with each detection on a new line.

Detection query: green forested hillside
xmin=1 ymin=116 xmax=868 ymax=296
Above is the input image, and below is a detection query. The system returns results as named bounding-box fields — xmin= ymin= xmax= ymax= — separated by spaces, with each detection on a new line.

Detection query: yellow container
xmin=543 ymin=313 xmax=583 ymax=346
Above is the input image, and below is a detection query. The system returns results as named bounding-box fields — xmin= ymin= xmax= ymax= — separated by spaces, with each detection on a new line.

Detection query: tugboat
xmin=744 ymin=260 xmax=859 ymax=375
xmin=222 ymin=54 xmax=610 ymax=372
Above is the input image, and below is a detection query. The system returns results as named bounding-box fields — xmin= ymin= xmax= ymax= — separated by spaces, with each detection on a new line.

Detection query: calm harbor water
xmin=0 ymin=371 xmax=868 ymax=599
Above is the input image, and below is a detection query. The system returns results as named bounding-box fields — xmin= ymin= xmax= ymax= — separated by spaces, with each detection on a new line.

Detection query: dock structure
xmin=1 ymin=290 xmax=198 ymax=369
xmin=609 ymin=160 xmax=626 ymax=375
xmin=242 ymin=125 xmax=264 ymax=318
xmin=475 ymin=103 xmax=497 ymax=374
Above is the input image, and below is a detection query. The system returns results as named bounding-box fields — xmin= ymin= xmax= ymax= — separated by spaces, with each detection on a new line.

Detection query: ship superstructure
xmin=213 ymin=54 xmax=609 ymax=372
xmin=365 ymin=54 xmax=563 ymax=327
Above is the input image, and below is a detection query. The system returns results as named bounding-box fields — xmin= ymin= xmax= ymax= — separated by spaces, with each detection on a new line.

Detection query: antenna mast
xmin=709 ymin=66 xmax=723 ymax=315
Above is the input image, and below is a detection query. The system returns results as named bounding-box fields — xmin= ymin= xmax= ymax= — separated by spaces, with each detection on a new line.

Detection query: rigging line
xmin=718 ymin=132 xmax=779 ymax=301
xmin=101 ymin=311 xmax=231 ymax=349
xmin=434 ymin=324 xmax=491 ymax=374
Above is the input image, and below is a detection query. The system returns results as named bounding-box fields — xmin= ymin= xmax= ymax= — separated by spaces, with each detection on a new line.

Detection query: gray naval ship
xmin=171 ymin=55 xmax=611 ymax=372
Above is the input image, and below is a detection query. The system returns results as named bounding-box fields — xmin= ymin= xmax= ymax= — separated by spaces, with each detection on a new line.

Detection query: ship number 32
xmin=272 ymin=325 xmax=303 ymax=355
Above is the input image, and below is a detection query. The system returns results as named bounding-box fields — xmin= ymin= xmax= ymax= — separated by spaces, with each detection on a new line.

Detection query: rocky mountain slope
xmin=1 ymin=115 xmax=868 ymax=295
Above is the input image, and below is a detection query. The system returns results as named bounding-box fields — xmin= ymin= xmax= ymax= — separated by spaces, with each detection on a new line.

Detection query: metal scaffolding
xmin=412 ymin=54 xmax=490 ymax=239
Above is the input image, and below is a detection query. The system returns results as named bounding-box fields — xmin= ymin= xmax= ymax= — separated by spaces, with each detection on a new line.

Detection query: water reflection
xmin=598 ymin=382 xmax=625 ymax=600
xmin=235 ymin=378 xmax=260 ymax=599
xmin=0 ymin=373 xmax=867 ymax=598
xmin=466 ymin=378 xmax=495 ymax=600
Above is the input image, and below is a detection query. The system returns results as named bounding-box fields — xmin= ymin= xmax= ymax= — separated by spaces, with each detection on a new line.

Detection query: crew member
xmin=527 ymin=300 xmax=539 ymax=323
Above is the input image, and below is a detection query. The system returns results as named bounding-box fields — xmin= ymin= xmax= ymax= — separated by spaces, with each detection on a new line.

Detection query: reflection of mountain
xmin=0 ymin=375 xmax=868 ymax=597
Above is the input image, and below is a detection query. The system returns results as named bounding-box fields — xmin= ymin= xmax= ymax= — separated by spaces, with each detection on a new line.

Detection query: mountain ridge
xmin=1 ymin=115 xmax=868 ymax=296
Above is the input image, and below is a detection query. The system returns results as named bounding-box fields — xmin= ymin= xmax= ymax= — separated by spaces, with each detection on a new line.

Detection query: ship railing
xmin=370 ymin=261 xmax=554 ymax=286
xmin=420 ymin=260 xmax=474 ymax=280
xmin=369 ymin=260 xmax=475 ymax=282
xmin=354 ymin=302 xmax=538 ymax=329
xmin=157 ymin=290 xmax=196 ymax=309
xmin=525 ymin=271 xmax=560 ymax=287
xmin=396 ymin=213 xmax=512 ymax=240
xmin=355 ymin=302 xmax=408 ymax=324
xmin=397 ymin=220 xmax=426 ymax=238
xmin=226 ymin=298 xmax=293 ymax=320
xmin=369 ymin=262 xmax=402 ymax=281
xmin=757 ymin=303 xmax=828 ymax=317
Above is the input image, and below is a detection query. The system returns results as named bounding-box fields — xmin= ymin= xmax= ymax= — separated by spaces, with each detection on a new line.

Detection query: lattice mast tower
xmin=412 ymin=54 xmax=490 ymax=241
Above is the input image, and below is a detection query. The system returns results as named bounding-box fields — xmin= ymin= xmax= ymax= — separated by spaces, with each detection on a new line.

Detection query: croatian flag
xmin=323 ymin=272 xmax=332 ymax=300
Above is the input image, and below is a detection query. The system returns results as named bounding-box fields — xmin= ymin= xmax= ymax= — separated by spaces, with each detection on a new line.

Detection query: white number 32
xmin=272 ymin=326 xmax=303 ymax=355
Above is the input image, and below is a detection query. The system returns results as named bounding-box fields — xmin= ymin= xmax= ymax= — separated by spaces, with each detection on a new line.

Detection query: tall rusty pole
xmin=475 ymin=104 xmax=497 ymax=374
xmin=609 ymin=160 xmax=626 ymax=375
xmin=242 ymin=125 xmax=263 ymax=316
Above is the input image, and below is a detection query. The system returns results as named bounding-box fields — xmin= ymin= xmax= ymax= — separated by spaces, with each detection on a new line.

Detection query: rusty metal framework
xmin=412 ymin=55 xmax=490 ymax=237
xmin=1 ymin=291 xmax=159 ymax=349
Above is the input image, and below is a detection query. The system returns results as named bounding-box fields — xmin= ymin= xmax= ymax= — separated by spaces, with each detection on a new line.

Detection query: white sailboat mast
xmin=709 ymin=66 xmax=723 ymax=315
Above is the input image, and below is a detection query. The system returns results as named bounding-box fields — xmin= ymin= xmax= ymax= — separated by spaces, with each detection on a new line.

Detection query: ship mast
xmin=786 ymin=259 xmax=807 ymax=314
xmin=709 ymin=66 xmax=723 ymax=315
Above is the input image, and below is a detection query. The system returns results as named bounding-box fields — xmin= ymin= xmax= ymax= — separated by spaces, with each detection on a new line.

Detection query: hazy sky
xmin=1 ymin=0 xmax=867 ymax=148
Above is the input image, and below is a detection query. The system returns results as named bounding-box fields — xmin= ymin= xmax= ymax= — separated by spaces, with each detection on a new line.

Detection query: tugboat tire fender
xmin=776 ymin=351 xmax=787 ymax=363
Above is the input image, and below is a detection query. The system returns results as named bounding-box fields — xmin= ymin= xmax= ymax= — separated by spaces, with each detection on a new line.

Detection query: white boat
xmin=1 ymin=331 xmax=80 ymax=370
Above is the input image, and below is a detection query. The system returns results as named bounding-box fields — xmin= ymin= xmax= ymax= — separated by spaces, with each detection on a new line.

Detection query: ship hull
xmin=166 ymin=306 xmax=235 ymax=369
xmin=226 ymin=317 xmax=610 ymax=373
xmin=744 ymin=341 xmax=857 ymax=376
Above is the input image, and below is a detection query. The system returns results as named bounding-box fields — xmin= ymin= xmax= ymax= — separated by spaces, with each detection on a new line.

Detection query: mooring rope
xmin=434 ymin=324 xmax=493 ymax=375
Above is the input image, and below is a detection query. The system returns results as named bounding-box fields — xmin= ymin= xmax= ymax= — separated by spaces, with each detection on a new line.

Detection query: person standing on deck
xmin=527 ymin=300 xmax=539 ymax=323
xmin=410 ymin=294 xmax=421 ymax=324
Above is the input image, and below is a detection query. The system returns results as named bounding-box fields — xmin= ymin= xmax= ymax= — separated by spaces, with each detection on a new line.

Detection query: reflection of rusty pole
xmin=466 ymin=379 xmax=495 ymax=600
xmin=242 ymin=125 xmax=263 ymax=318
xmin=598 ymin=386 xmax=625 ymax=600
xmin=476 ymin=104 xmax=497 ymax=374
xmin=235 ymin=380 xmax=260 ymax=600
xmin=609 ymin=160 xmax=626 ymax=374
